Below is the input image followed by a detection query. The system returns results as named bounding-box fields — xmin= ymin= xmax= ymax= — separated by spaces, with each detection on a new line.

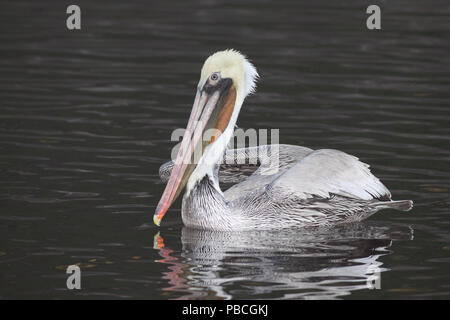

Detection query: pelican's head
xmin=154 ymin=49 xmax=258 ymax=226
xmin=199 ymin=49 xmax=258 ymax=103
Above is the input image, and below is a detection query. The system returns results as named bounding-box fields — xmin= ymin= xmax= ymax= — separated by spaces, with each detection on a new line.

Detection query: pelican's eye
xmin=203 ymin=72 xmax=222 ymax=93
xmin=210 ymin=72 xmax=220 ymax=83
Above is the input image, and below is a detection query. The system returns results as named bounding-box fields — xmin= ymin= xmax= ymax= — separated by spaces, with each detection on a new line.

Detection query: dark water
xmin=1 ymin=0 xmax=450 ymax=299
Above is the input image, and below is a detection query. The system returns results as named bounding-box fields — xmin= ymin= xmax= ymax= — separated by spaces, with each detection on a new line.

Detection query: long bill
xmin=154 ymin=79 xmax=235 ymax=226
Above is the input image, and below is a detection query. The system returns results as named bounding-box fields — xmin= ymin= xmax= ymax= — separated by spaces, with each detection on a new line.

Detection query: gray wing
xmin=267 ymin=149 xmax=391 ymax=201
xmin=223 ymin=144 xmax=313 ymax=201
xmin=159 ymin=144 xmax=313 ymax=187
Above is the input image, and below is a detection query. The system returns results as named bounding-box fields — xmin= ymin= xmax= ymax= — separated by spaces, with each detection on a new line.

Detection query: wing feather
xmin=268 ymin=149 xmax=391 ymax=201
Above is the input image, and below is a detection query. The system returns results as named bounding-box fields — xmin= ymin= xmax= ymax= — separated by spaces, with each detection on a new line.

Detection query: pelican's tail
xmin=372 ymin=200 xmax=413 ymax=212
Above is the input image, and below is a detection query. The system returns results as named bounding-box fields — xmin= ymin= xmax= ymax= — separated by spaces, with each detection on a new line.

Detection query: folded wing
xmin=268 ymin=149 xmax=391 ymax=201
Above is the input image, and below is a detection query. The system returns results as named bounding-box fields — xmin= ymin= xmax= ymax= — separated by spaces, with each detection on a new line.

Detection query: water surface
xmin=1 ymin=0 xmax=450 ymax=299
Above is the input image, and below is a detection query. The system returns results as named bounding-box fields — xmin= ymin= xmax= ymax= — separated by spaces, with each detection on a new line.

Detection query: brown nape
xmin=210 ymin=85 xmax=237 ymax=143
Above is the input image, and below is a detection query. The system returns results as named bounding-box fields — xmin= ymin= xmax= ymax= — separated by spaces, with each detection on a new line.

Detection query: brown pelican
xmin=154 ymin=49 xmax=413 ymax=230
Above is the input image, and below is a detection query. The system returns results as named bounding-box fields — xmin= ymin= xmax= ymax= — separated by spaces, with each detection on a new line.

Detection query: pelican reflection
xmin=154 ymin=223 xmax=413 ymax=299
